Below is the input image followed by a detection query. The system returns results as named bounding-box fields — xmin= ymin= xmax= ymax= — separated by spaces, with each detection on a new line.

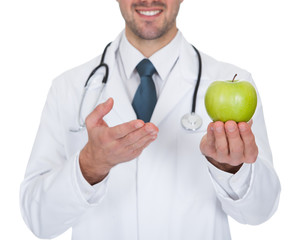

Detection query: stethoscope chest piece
xmin=181 ymin=112 xmax=203 ymax=132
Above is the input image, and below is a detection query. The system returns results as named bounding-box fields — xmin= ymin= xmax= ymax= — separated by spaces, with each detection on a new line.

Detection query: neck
xmin=125 ymin=27 xmax=178 ymax=58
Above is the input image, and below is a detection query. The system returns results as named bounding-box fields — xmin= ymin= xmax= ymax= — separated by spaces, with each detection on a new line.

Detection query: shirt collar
xmin=119 ymin=31 xmax=182 ymax=81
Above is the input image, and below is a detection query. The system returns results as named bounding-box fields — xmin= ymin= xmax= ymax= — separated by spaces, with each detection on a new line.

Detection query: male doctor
xmin=20 ymin=0 xmax=281 ymax=239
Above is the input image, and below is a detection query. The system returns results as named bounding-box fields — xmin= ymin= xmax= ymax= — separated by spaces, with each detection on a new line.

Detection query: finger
xmin=85 ymin=98 xmax=114 ymax=128
xmin=206 ymin=122 xmax=215 ymax=148
xmin=119 ymin=122 xmax=159 ymax=146
xmin=213 ymin=121 xmax=229 ymax=160
xmin=200 ymin=122 xmax=215 ymax=157
xmin=248 ymin=119 xmax=253 ymax=128
xmin=108 ymin=119 xmax=145 ymax=139
xmin=203 ymin=122 xmax=217 ymax=158
xmin=238 ymin=122 xmax=258 ymax=163
xmin=225 ymin=121 xmax=244 ymax=163
xmin=126 ymin=131 xmax=158 ymax=156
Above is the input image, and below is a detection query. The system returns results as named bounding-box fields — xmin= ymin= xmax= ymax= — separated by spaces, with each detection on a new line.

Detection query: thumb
xmin=85 ymin=98 xmax=114 ymax=128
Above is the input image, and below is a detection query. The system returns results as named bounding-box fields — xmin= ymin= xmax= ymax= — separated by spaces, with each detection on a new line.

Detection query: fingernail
xmin=151 ymin=134 xmax=157 ymax=140
xmin=150 ymin=131 xmax=158 ymax=135
xmin=239 ymin=124 xmax=247 ymax=132
xmin=145 ymin=125 xmax=154 ymax=132
xmin=135 ymin=121 xmax=144 ymax=129
xmin=216 ymin=125 xmax=224 ymax=133
xmin=227 ymin=125 xmax=236 ymax=133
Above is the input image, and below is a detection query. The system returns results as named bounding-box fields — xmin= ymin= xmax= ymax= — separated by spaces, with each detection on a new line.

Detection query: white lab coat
xmin=20 ymin=32 xmax=281 ymax=240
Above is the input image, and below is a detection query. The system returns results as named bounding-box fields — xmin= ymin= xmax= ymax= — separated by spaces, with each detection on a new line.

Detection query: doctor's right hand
xmin=79 ymin=98 xmax=159 ymax=185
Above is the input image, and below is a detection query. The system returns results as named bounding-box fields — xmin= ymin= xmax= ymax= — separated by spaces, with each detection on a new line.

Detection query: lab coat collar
xmin=150 ymin=34 xmax=200 ymax=126
xmin=119 ymin=31 xmax=182 ymax=82
xmin=179 ymin=36 xmax=201 ymax=84
xmin=119 ymin=33 xmax=144 ymax=80
xmin=149 ymin=31 xmax=182 ymax=81
xmin=103 ymin=31 xmax=138 ymax=123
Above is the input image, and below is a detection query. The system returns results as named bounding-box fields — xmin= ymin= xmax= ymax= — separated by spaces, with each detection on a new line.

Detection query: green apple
xmin=205 ymin=75 xmax=257 ymax=122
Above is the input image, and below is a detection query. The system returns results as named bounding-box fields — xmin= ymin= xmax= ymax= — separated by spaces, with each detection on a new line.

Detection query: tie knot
xmin=136 ymin=59 xmax=156 ymax=77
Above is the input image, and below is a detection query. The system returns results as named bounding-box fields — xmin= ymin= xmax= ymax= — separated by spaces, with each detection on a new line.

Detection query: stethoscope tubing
xmin=191 ymin=45 xmax=202 ymax=114
xmin=84 ymin=42 xmax=112 ymax=87
xmin=70 ymin=42 xmax=203 ymax=132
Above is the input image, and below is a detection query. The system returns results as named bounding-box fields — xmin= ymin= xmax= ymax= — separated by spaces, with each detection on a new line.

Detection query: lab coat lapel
xmin=151 ymin=39 xmax=199 ymax=126
xmin=102 ymin=33 xmax=137 ymax=123
xmin=102 ymin=32 xmax=200 ymax=125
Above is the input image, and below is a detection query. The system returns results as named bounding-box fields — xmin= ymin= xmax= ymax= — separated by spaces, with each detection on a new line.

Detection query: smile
xmin=137 ymin=10 xmax=162 ymax=16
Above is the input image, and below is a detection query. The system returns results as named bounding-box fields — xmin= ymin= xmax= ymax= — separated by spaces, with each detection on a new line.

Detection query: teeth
xmin=138 ymin=10 xmax=161 ymax=16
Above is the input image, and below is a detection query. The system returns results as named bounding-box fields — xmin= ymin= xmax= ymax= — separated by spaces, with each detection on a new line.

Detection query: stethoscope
xmin=70 ymin=42 xmax=203 ymax=132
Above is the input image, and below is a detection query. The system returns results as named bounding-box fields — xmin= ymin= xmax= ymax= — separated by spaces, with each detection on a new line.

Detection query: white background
xmin=0 ymin=0 xmax=295 ymax=239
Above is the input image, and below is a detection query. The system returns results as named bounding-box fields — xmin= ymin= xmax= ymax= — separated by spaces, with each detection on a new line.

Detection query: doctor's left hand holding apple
xmin=200 ymin=120 xmax=258 ymax=174
xmin=200 ymin=76 xmax=258 ymax=174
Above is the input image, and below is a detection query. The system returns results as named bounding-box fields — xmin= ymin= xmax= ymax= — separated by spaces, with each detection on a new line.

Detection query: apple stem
xmin=232 ymin=74 xmax=237 ymax=82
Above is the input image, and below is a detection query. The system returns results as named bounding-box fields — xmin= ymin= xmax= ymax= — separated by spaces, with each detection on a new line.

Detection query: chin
xmin=135 ymin=26 xmax=168 ymax=40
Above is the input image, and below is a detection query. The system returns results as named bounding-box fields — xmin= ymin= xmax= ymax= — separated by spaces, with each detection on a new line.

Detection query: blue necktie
xmin=132 ymin=59 xmax=157 ymax=123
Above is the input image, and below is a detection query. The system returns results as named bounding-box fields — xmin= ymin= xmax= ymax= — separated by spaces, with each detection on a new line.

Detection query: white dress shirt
xmin=118 ymin=31 xmax=181 ymax=100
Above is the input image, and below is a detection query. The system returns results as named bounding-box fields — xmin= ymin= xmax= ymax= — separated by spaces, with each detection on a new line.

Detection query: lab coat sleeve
xmin=207 ymin=74 xmax=281 ymax=225
xmin=20 ymin=78 xmax=108 ymax=239
xmin=75 ymin=154 xmax=109 ymax=203
xmin=206 ymin=161 xmax=252 ymax=200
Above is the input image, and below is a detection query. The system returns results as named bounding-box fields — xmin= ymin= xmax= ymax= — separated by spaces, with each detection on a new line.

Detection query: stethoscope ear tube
xmin=191 ymin=45 xmax=202 ymax=114
xmin=100 ymin=63 xmax=109 ymax=84
xmin=70 ymin=43 xmax=112 ymax=132
xmin=84 ymin=42 xmax=112 ymax=87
